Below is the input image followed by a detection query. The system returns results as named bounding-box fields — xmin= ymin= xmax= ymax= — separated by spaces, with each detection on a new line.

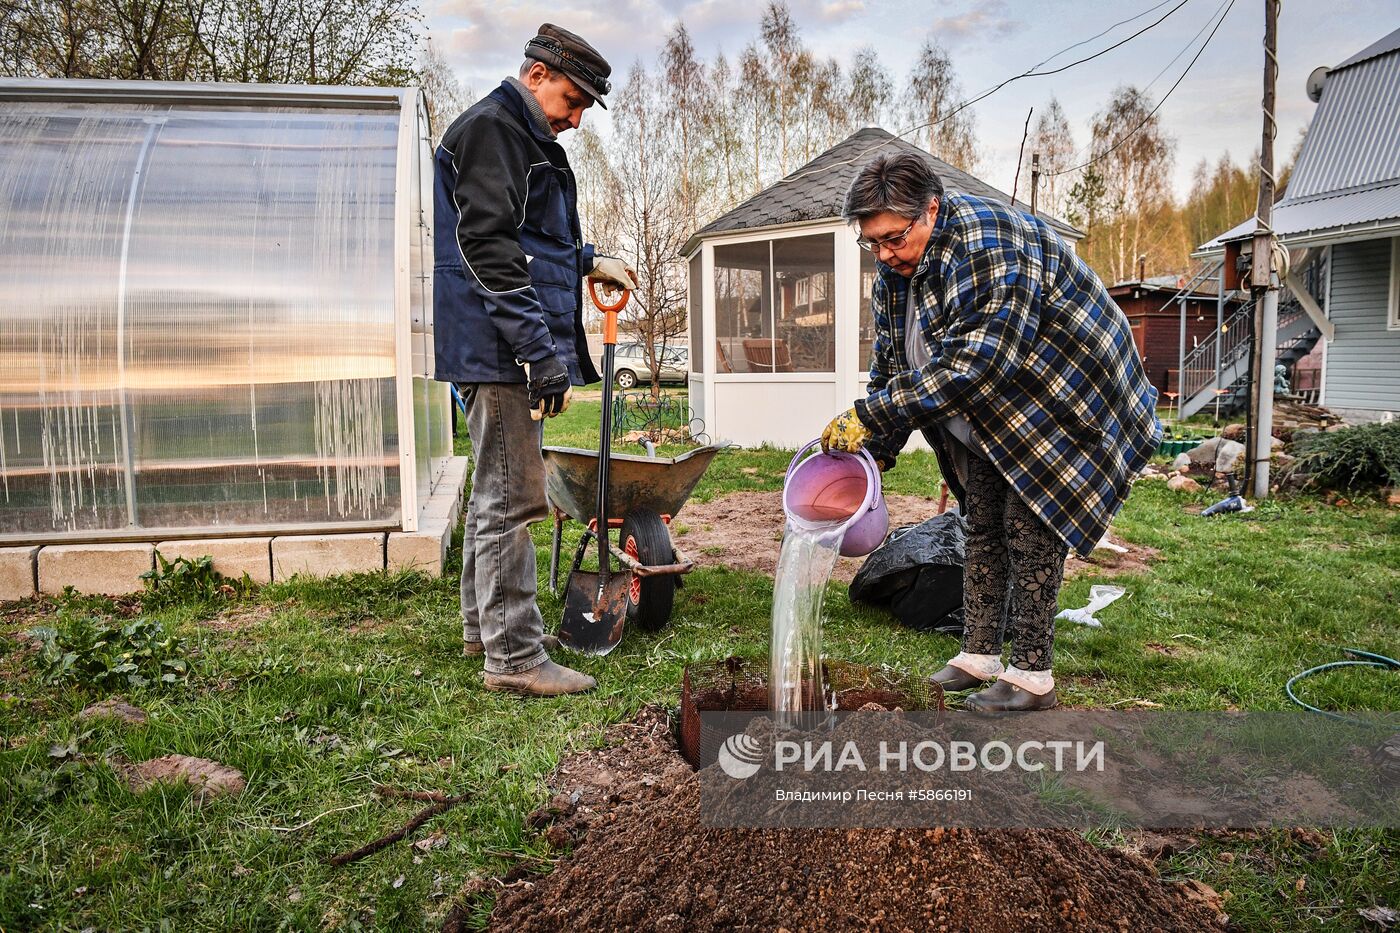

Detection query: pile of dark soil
xmin=470 ymin=708 xmax=1226 ymax=932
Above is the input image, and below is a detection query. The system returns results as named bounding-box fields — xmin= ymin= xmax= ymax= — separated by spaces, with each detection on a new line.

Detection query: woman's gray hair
xmin=842 ymin=152 xmax=945 ymax=223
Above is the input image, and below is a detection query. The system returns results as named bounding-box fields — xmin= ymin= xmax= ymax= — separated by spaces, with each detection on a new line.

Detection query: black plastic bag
xmin=849 ymin=511 xmax=966 ymax=635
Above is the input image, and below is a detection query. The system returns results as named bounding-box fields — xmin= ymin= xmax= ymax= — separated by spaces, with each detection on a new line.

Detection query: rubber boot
xmin=963 ymin=679 xmax=1058 ymax=712
xmin=929 ymin=665 xmax=991 ymax=691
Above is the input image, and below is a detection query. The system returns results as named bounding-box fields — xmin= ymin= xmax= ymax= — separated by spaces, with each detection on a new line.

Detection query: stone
xmin=1186 ymin=437 xmax=1223 ymax=470
xmin=387 ymin=519 xmax=450 ymax=575
xmin=119 ymin=755 xmax=245 ymax=800
xmin=39 ymin=543 xmax=154 ymax=596
xmin=155 ymin=538 xmax=272 ymax=585
xmin=0 ymin=546 xmax=38 ymax=602
xmin=79 ymin=698 xmax=148 ymax=725
xmin=271 ymin=533 xmax=385 ymax=580
xmin=1172 ymin=453 xmax=1191 ymax=470
xmin=1135 ymin=472 xmax=1168 ymax=483
xmin=1213 ymin=439 xmax=1246 ymax=473
xmin=1167 ymin=475 xmax=1203 ymax=493
xmin=1221 ymin=423 xmax=1246 ymax=442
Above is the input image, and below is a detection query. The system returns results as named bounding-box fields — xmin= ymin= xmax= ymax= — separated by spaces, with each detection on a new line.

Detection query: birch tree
xmin=1088 ymin=85 xmax=1175 ymax=283
xmin=901 ymin=38 xmax=977 ymax=172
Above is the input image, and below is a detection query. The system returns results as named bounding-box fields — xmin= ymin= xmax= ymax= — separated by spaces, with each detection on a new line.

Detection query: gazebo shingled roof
xmin=682 ymin=127 xmax=1084 ymax=255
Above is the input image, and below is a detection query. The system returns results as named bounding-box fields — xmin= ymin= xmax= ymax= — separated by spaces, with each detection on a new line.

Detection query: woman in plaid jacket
xmin=823 ymin=151 xmax=1160 ymax=712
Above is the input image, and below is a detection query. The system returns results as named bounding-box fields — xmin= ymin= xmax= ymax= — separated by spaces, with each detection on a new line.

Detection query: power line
xmin=893 ymin=0 xmax=1192 ymax=141
xmin=766 ymin=0 xmax=1198 ymax=191
xmin=1046 ymin=0 xmax=1237 ymax=177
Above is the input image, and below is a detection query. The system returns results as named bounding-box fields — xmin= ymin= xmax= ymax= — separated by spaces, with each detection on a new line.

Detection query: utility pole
xmin=1030 ymin=153 xmax=1040 ymax=216
xmin=1249 ymin=0 xmax=1281 ymax=499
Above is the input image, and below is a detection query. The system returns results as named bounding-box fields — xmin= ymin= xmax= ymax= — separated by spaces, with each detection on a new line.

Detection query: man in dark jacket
xmin=435 ymin=23 xmax=636 ymax=696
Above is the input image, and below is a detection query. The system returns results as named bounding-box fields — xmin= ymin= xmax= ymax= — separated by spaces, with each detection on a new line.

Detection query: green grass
xmin=1 ymin=400 xmax=1396 ymax=930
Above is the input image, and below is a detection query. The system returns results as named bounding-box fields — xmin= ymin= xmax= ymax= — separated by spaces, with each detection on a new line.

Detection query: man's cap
xmin=524 ymin=23 xmax=612 ymax=109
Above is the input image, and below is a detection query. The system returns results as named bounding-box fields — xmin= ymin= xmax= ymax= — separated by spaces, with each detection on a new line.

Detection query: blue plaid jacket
xmin=855 ymin=193 xmax=1161 ymax=557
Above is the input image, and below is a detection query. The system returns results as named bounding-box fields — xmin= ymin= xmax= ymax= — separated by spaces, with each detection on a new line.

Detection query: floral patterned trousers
xmin=960 ymin=454 xmax=1069 ymax=672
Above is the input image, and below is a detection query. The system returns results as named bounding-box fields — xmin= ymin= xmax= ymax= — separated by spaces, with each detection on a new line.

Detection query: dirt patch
xmin=467 ymin=708 xmax=1225 ymax=932
xmin=676 ymin=491 xmax=1158 ymax=584
xmin=676 ymin=491 xmax=946 ymax=583
xmin=114 ymin=754 xmax=246 ymax=800
xmin=200 ymin=603 xmax=273 ymax=634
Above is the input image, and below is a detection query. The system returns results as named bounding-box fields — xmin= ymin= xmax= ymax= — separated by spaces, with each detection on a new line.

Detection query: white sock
xmin=998 ymin=666 xmax=1055 ymax=695
xmin=946 ymin=651 xmax=1004 ymax=680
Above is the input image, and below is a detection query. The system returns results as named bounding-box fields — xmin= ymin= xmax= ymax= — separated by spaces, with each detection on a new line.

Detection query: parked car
xmin=609 ymin=343 xmax=688 ymax=389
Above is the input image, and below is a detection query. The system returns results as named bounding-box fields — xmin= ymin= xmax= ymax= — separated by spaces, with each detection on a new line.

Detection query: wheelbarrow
xmin=544 ymin=442 xmax=721 ymax=642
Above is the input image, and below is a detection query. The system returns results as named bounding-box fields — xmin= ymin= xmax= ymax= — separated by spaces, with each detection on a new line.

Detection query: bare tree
xmin=702 ymin=51 xmax=749 ymax=207
xmin=846 ymin=46 xmax=892 ymax=129
xmin=2 ymin=0 xmax=420 ymax=85
xmin=760 ymin=0 xmax=800 ymax=174
xmin=1018 ymin=96 xmax=1075 ymax=217
xmin=661 ymin=23 xmax=710 ymax=232
xmin=418 ymin=36 xmax=466 ymax=144
xmin=736 ymin=43 xmax=771 ymax=197
xmin=901 ymin=38 xmax=977 ymax=172
xmin=1088 ymin=85 xmax=1176 ymax=283
xmin=590 ymin=65 xmax=691 ymax=402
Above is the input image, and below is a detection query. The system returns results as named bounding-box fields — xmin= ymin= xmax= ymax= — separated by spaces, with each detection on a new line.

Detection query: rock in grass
xmin=78 ymin=697 xmax=148 ymax=725
xmin=119 ymin=755 xmax=246 ymax=800
xmin=1167 ymin=475 xmax=1202 ymax=493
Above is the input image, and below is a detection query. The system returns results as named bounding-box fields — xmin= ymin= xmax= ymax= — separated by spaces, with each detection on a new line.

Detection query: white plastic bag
xmin=1055 ymin=584 xmax=1126 ymax=629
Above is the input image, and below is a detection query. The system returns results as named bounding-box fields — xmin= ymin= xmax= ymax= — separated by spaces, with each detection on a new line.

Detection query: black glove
xmin=523 ymin=355 xmax=571 ymax=418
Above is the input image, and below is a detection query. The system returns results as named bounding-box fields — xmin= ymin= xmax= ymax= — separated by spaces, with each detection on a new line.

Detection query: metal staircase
xmin=1172 ymin=256 xmax=1327 ymax=419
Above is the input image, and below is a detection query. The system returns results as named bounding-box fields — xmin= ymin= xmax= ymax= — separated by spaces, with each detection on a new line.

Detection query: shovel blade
xmin=558 ymin=570 xmax=630 ymax=656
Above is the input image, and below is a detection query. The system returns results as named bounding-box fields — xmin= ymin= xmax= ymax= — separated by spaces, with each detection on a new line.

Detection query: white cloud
xmin=929 ymin=1 xmax=1020 ymax=44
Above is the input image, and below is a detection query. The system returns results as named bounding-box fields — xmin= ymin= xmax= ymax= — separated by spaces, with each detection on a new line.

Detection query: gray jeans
xmin=458 ymin=383 xmax=549 ymax=675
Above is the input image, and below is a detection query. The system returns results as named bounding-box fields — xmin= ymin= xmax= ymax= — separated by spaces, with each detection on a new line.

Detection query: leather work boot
xmin=464 ymin=633 xmax=560 ymax=656
xmin=483 ymin=659 xmax=596 ymax=696
xmin=929 ymin=665 xmax=991 ymax=692
xmin=963 ymin=678 xmax=1058 ymax=712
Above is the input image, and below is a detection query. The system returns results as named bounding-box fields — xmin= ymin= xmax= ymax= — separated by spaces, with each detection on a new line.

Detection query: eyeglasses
xmin=856 ymin=218 xmax=918 ymax=253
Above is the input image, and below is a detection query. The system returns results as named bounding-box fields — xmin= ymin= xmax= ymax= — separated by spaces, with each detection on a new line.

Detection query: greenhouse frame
xmin=0 ymin=79 xmax=464 ymax=595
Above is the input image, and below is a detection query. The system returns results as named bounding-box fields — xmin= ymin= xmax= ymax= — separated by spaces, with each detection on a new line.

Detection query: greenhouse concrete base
xmin=0 ymin=457 xmax=469 ymax=601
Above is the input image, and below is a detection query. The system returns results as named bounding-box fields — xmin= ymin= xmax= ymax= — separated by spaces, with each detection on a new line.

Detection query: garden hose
xmin=1285 ymin=648 xmax=1399 ymax=726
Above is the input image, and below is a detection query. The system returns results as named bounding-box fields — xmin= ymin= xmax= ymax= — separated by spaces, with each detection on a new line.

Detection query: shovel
xmin=559 ymin=278 xmax=632 ymax=655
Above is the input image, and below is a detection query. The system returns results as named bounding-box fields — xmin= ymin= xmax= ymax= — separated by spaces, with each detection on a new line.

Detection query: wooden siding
xmin=1326 ymin=238 xmax=1400 ymax=411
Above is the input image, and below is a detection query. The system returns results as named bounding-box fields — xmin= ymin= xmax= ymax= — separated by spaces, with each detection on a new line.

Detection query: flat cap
xmin=524 ymin=23 xmax=612 ymax=109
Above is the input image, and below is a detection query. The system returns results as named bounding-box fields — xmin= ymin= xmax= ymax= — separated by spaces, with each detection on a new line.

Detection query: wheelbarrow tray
xmin=542 ymin=445 xmax=722 ymax=525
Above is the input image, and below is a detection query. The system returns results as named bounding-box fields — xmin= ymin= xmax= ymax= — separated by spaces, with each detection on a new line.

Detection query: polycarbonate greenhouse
xmin=0 ymin=79 xmax=456 ymax=559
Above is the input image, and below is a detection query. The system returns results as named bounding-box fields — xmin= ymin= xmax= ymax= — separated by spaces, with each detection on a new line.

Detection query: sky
xmin=421 ymin=0 xmax=1399 ymax=202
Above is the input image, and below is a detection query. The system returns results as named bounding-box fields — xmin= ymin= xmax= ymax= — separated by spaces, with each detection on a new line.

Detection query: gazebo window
xmin=859 ymin=249 xmax=880 ymax=377
xmin=688 ymin=253 xmax=705 ymax=372
xmin=713 ymin=233 xmax=834 ymax=374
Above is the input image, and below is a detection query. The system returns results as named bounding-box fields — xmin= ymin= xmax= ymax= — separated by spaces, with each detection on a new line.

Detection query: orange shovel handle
xmin=588 ymin=276 xmax=629 ymax=314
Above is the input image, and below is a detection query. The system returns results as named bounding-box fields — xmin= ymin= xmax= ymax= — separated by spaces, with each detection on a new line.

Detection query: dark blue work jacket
xmin=433 ymin=81 xmax=600 ymax=385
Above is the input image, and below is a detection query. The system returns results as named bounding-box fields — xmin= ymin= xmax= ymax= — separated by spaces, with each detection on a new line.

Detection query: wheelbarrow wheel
xmin=621 ymin=508 xmax=675 ymax=632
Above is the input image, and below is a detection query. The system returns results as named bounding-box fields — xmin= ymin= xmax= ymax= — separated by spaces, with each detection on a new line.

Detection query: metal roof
xmin=1287 ymin=45 xmax=1400 ymax=199
xmin=1197 ymin=182 xmax=1400 ymax=251
xmin=682 ymin=127 xmax=1082 ymax=255
xmin=1332 ymin=24 xmax=1400 ymax=70
xmin=1196 ymin=27 xmax=1400 ymax=252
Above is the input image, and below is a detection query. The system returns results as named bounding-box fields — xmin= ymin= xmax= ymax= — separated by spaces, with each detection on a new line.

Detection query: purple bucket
xmin=782 ymin=440 xmax=890 ymax=558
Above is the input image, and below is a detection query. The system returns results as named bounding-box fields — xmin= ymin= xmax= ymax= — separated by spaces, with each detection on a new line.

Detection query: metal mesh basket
xmin=678 ymin=655 xmax=944 ymax=769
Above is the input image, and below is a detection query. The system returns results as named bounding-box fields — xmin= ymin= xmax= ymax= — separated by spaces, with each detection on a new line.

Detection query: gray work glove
xmin=522 ymin=355 xmax=572 ymax=420
xmin=590 ymin=254 xmax=639 ymax=290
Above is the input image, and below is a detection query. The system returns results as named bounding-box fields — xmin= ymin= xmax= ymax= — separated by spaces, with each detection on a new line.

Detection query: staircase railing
xmin=1180 ymin=298 xmax=1254 ymax=403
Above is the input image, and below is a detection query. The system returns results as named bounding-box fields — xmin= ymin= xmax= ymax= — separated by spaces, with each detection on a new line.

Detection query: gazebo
xmin=681 ymin=128 xmax=1083 ymax=448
